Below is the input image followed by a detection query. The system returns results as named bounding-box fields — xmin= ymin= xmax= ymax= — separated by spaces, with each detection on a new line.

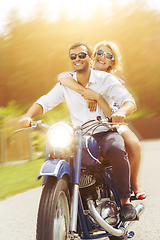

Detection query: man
xmin=19 ymin=41 xmax=137 ymax=221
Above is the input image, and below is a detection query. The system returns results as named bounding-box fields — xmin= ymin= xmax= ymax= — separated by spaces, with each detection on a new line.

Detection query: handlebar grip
xmin=30 ymin=120 xmax=42 ymax=127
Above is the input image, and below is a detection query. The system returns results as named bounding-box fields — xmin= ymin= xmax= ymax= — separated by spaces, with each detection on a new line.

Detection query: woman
xmin=58 ymin=41 xmax=146 ymax=199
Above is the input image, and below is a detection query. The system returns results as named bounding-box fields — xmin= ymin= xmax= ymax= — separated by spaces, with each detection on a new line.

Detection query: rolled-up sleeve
xmin=35 ymin=83 xmax=65 ymax=114
xmin=104 ymin=75 xmax=136 ymax=109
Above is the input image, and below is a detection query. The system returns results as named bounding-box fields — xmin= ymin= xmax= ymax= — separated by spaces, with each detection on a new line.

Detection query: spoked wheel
xmin=36 ymin=177 xmax=70 ymax=240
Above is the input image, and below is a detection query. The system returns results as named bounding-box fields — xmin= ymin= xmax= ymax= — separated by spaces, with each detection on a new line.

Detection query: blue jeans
xmin=93 ymin=131 xmax=131 ymax=199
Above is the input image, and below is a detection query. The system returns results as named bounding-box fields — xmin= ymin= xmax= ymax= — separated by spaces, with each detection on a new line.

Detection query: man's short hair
xmin=69 ymin=41 xmax=92 ymax=57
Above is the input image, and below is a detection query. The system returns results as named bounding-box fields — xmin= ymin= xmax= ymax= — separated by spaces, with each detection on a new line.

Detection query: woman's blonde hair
xmin=92 ymin=41 xmax=123 ymax=74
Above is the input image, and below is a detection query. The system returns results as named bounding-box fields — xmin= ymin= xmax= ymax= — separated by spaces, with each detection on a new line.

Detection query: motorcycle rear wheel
xmin=36 ymin=177 xmax=70 ymax=240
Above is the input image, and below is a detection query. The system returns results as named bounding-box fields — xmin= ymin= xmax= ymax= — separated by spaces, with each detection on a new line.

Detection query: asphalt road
xmin=0 ymin=139 xmax=160 ymax=240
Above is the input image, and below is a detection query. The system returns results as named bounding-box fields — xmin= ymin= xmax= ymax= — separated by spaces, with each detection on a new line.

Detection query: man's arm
xmin=102 ymin=74 xmax=136 ymax=122
xmin=19 ymin=82 xmax=65 ymax=128
xmin=19 ymin=103 xmax=43 ymax=128
xmin=111 ymin=101 xmax=136 ymax=123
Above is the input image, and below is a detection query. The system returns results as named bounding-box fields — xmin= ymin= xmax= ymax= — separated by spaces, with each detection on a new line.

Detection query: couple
xmin=19 ymin=41 xmax=145 ymax=221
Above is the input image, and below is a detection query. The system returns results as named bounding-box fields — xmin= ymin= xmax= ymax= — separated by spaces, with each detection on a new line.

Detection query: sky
xmin=0 ymin=0 xmax=160 ymax=33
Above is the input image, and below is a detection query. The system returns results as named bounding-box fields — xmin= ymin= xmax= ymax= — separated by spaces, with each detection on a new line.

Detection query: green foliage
xmin=0 ymin=100 xmax=22 ymax=129
xmin=0 ymin=157 xmax=43 ymax=200
xmin=126 ymin=106 xmax=155 ymax=120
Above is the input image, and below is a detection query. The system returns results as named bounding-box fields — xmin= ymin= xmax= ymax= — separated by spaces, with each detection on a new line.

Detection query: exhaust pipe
xmin=87 ymin=200 xmax=144 ymax=237
xmin=87 ymin=199 xmax=125 ymax=236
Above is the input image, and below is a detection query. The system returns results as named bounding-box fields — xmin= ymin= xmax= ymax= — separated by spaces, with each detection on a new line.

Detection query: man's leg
xmin=93 ymin=131 xmax=136 ymax=221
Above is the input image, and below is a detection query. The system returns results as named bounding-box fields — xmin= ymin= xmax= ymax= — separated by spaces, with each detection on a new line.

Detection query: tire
xmin=36 ymin=177 xmax=70 ymax=240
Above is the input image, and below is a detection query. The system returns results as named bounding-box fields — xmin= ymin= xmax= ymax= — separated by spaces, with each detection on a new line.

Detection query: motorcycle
xmin=23 ymin=117 xmax=145 ymax=240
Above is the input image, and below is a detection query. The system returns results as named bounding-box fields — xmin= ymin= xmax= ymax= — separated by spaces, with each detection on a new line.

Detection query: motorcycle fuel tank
xmin=81 ymin=135 xmax=100 ymax=168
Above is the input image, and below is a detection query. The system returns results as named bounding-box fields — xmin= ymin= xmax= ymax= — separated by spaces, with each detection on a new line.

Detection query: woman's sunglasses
xmin=96 ymin=49 xmax=114 ymax=60
xmin=70 ymin=52 xmax=88 ymax=60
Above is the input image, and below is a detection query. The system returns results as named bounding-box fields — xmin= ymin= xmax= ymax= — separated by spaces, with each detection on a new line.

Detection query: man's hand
xmin=19 ymin=116 xmax=32 ymax=128
xmin=19 ymin=103 xmax=43 ymax=128
xmin=111 ymin=112 xmax=126 ymax=123
xmin=111 ymin=101 xmax=136 ymax=123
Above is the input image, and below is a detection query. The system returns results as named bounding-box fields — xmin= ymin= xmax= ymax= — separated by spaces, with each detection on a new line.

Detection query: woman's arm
xmin=59 ymin=77 xmax=84 ymax=94
xmin=59 ymin=76 xmax=98 ymax=112
xmin=59 ymin=76 xmax=111 ymax=117
xmin=80 ymin=88 xmax=112 ymax=117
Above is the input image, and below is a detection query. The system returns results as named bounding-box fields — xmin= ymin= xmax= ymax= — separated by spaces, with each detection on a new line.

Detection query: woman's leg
xmin=121 ymin=129 xmax=144 ymax=193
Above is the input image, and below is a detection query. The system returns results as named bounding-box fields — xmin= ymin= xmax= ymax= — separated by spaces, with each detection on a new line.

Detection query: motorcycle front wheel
xmin=36 ymin=177 xmax=70 ymax=240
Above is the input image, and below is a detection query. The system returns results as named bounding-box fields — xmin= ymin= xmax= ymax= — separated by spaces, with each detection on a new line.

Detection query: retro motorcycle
xmin=27 ymin=117 xmax=144 ymax=240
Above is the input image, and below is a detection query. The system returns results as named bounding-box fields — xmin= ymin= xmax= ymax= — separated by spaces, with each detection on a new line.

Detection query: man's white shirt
xmin=36 ymin=69 xmax=136 ymax=132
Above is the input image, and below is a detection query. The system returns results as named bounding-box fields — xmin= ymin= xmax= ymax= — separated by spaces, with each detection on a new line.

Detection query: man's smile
xmin=75 ymin=62 xmax=83 ymax=66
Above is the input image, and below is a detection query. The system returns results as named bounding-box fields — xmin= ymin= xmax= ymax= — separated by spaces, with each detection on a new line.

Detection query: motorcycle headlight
xmin=47 ymin=122 xmax=74 ymax=149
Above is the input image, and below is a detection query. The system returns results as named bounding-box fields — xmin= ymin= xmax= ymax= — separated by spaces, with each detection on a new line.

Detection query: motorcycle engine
xmin=96 ymin=199 xmax=119 ymax=226
xmin=79 ymin=173 xmax=97 ymax=209
xmin=79 ymin=172 xmax=119 ymax=227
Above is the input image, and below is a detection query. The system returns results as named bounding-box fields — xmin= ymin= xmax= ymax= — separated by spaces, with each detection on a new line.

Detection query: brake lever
xmin=108 ymin=117 xmax=112 ymax=123
xmin=97 ymin=116 xmax=112 ymax=123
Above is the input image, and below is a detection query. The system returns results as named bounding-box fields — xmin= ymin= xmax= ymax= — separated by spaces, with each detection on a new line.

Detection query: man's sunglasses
xmin=96 ymin=49 xmax=114 ymax=60
xmin=70 ymin=52 xmax=88 ymax=60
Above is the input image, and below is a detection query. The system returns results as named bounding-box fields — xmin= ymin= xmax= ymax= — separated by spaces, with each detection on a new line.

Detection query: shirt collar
xmin=89 ymin=68 xmax=96 ymax=84
xmin=72 ymin=68 xmax=96 ymax=85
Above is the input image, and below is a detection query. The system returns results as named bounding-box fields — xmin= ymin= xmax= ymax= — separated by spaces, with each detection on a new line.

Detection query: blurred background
xmin=0 ymin=0 xmax=160 ymax=163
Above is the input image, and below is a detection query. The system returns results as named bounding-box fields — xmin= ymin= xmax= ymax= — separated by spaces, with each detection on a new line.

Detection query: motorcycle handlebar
xmin=30 ymin=120 xmax=50 ymax=129
xmin=15 ymin=117 xmax=127 ymax=134
xmin=30 ymin=117 xmax=127 ymax=130
xmin=14 ymin=120 xmax=49 ymax=134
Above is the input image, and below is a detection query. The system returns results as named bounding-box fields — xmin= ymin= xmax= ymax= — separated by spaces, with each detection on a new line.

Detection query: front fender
xmin=38 ymin=159 xmax=70 ymax=180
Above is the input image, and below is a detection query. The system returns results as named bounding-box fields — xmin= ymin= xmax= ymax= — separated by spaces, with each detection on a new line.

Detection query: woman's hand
xmin=78 ymin=88 xmax=99 ymax=100
xmin=78 ymin=88 xmax=98 ymax=112
xmin=86 ymin=100 xmax=97 ymax=112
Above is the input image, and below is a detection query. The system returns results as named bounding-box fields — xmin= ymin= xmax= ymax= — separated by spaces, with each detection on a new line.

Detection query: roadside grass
xmin=0 ymin=156 xmax=44 ymax=200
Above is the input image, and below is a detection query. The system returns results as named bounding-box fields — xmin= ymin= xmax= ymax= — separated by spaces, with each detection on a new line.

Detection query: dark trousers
xmin=93 ymin=131 xmax=131 ymax=199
